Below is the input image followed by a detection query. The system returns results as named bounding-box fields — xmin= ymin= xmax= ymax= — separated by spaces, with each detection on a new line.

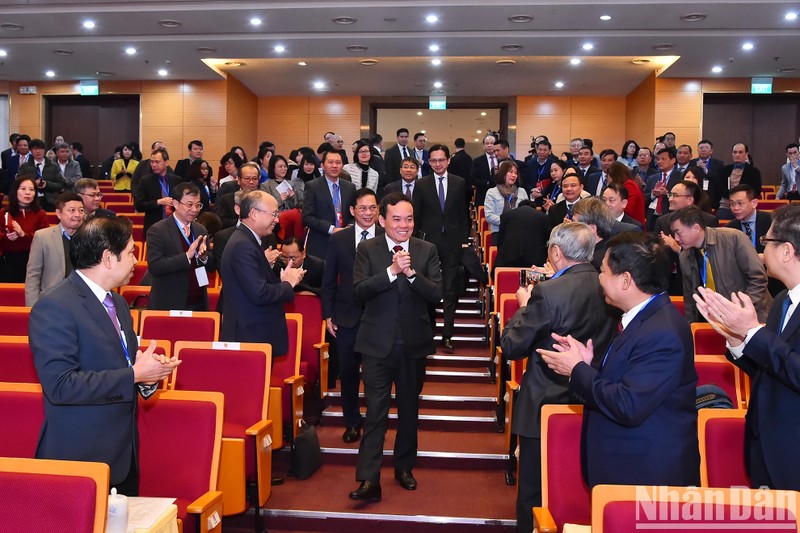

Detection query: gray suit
xmin=58 ymin=160 xmax=83 ymax=191
xmin=25 ymin=225 xmax=69 ymax=306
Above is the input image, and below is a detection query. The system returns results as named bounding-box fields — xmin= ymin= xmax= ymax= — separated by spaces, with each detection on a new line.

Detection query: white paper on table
xmin=126 ymin=497 xmax=176 ymax=532
xmin=275 ymin=180 xmax=293 ymax=195
xmin=561 ymin=524 xmax=591 ymax=533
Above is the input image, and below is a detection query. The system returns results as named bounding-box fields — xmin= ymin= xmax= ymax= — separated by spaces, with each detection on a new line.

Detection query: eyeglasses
xmin=429 ymin=158 xmax=448 ymax=164
xmin=177 ymin=201 xmax=203 ymax=210
xmin=240 ymin=176 xmax=259 ymax=183
xmin=78 ymin=191 xmax=103 ymax=199
xmin=356 ymin=205 xmax=378 ymax=213
xmin=760 ymin=236 xmax=785 ymax=246
xmin=253 ymin=206 xmax=280 ymax=218
xmin=401 ymin=164 xmax=418 ymax=170
xmin=667 ymin=193 xmax=692 ymax=198
xmin=357 ymin=149 xmax=372 ymax=155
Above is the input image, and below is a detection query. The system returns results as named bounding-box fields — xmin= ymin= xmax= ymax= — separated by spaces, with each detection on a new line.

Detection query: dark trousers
xmin=355 ymin=344 xmax=426 ymax=483
xmin=746 ymin=432 xmax=774 ymax=489
xmin=516 ymin=436 xmax=542 ymax=533
xmin=337 ymin=324 xmax=363 ymax=428
xmin=440 ymin=256 xmax=460 ymax=339
xmin=113 ymin=451 xmax=140 ymax=496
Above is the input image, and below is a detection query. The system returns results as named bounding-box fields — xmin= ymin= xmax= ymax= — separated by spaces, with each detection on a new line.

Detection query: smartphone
xmin=520 ymin=268 xmax=546 ymax=286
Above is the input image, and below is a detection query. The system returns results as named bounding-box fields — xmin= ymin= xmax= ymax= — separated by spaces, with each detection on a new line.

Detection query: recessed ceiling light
xmin=417 ymin=111 xmax=423 ymax=116
xmin=652 ymin=43 xmax=675 ymax=51
xmin=508 ymin=15 xmax=533 ymax=23
xmin=420 ymin=130 xmax=426 ymax=134
xmin=433 ymin=81 xmax=443 ymax=88
xmin=786 ymin=12 xmax=798 ymax=21
xmin=680 ymin=13 xmax=707 ymax=22
xmin=426 ymin=14 xmax=438 ymax=23
xmin=45 ymin=70 xmax=56 ymax=78
xmin=501 ymin=44 xmax=523 ymax=51
xmin=196 ymin=47 xmax=217 ymax=54
xmin=480 ymin=111 xmax=487 ymax=116
xmin=429 ymin=44 xmax=440 ymax=52
xmin=742 ymin=42 xmax=754 ymax=51
xmin=332 ymin=16 xmax=356 ymax=25
xmin=476 ymin=129 xmax=482 ymax=134
xmin=496 ymin=59 xmax=516 ymax=66
xmin=158 ymin=69 xmax=168 ymax=76
xmin=0 ymin=50 xmax=6 ymax=57
xmin=313 ymin=81 xmax=325 ymax=90
xmin=582 ymin=43 xmax=594 ymax=51
xmin=0 ymin=23 xmax=23 ymax=31
xmin=570 ymin=58 xmax=581 ymax=65
xmin=631 ymin=58 xmax=651 ymax=65
xmin=358 ymin=59 xmax=378 ymax=66
xmin=274 ymin=45 xmax=285 ymax=53
xmin=53 ymin=49 xmax=74 ymax=56
xmin=711 ymin=66 xmax=723 ymax=74
xmin=96 ymin=71 xmax=115 ymax=77
xmin=346 ymin=45 xmax=368 ymax=52
xmin=474 ymin=138 xmax=480 ymax=142
xmin=125 ymin=47 xmax=137 ymax=55
xmin=298 ymin=61 xmax=308 ymax=66
xmin=555 ymin=81 xmax=564 ymax=88
xmin=600 ymin=15 xmax=612 ymax=21
xmin=431 ymin=58 xmax=442 ymax=66
xmin=158 ymin=19 xmax=182 ymax=28
xmin=250 ymin=18 xmax=262 ymax=26
xmin=82 ymin=20 xmax=96 ymax=29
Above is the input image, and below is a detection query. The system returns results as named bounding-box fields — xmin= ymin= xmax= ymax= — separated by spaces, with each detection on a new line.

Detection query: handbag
xmin=289 ymin=420 xmax=322 ymax=480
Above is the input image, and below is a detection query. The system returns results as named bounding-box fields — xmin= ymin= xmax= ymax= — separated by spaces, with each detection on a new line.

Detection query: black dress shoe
xmin=394 ymin=469 xmax=417 ymax=490
xmin=342 ymin=426 xmax=361 ymax=443
xmin=442 ymin=338 xmax=455 ymax=353
xmin=271 ymin=476 xmax=284 ymax=486
xmin=349 ymin=481 xmax=382 ymax=502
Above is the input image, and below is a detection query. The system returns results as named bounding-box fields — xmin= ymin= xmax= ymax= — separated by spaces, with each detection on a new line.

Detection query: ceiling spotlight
xmin=125 ymin=47 xmax=137 ymax=55
xmin=274 ymin=45 xmax=285 ymax=53
xmin=742 ymin=42 xmax=754 ymax=51
xmin=332 ymin=16 xmax=356 ymax=25
xmin=476 ymin=129 xmax=482 ymax=134
xmin=83 ymin=20 xmax=96 ymax=29
xmin=480 ymin=112 xmax=487 ymax=116
xmin=631 ymin=58 xmax=651 ymax=65
xmin=570 ymin=58 xmax=581 ymax=65
xmin=158 ymin=19 xmax=182 ymax=28
xmin=431 ymin=58 xmax=442 ymax=66
xmin=298 ymin=61 xmax=308 ymax=66
xmin=346 ymin=45 xmax=368 ymax=52
xmin=250 ymin=18 xmax=262 ymax=26
xmin=582 ymin=43 xmax=594 ymax=51
xmin=429 ymin=44 xmax=440 ymax=52
xmin=711 ymin=65 xmax=723 ymax=73
xmin=313 ymin=81 xmax=325 ymax=90
xmin=496 ymin=59 xmax=516 ymax=66
xmin=474 ymin=138 xmax=480 ymax=142
xmin=0 ymin=50 xmax=6 ymax=57
xmin=426 ymin=14 xmax=438 ymax=23
xmin=420 ymin=130 xmax=426 ymax=134
xmin=786 ymin=12 xmax=798 ymax=21
xmin=224 ymin=61 xmax=245 ymax=67
xmin=359 ymin=59 xmax=378 ymax=66
xmin=508 ymin=15 xmax=533 ymax=23
xmin=555 ymin=81 xmax=565 ymax=88
xmin=600 ymin=15 xmax=612 ymax=21
xmin=45 ymin=70 xmax=56 ymax=78
xmin=433 ymin=81 xmax=443 ymax=88
xmin=96 ymin=71 xmax=115 ymax=77
xmin=680 ymin=13 xmax=707 ymax=22
xmin=157 ymin=69 xmax=168 ymax=76
xmin=196 ymin=47 xmax=217 ymax=54
xmin=501 ymin=44 xmax=523 ymax=51
xmin=417 ymin=111 xmax=423 ymax=116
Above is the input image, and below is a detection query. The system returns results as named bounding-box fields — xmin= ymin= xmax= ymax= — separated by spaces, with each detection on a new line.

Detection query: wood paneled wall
xmin=257 ymin=96 xmax=361 ymax=155
xmin=654 ymin=78 xmax=703 ymax=150
xmin=625 ymin=73 xmax=657 ymax=149
xmin=516 ymin=96 xmax=627 ymax=159
xmin=225 ymin=76 xmax=258 ymax=156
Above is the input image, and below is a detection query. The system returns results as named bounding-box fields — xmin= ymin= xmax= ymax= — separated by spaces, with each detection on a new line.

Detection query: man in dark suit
xmin=540 ymin=232 xmax=700 ymax=490
xmin=523 ymin=140 xmax=555 ymax=193
xmin=30 ymin=216 xmax=179 ymax=495
xmin=694 ymin=204 xmax=800 ymax=491
xmin=644 ymin=147 xmax=683 ymax=230
xmin=448 ymin=138 xmax=472 ymax=188
xmin=714 ymin=142 xmax=762 ymax=219
xmin=348 ymin=193 xmax=443 ymax=502
xmin=145 ymin=182 xmax=214 ymax=311
xmin=18 ymin=138 xmax=67 ymax=211
xmin=413 ymin=144 xmax=469 ymax=352
xmin=130 ymin=141 xmax=172 ymax=199
xmin=383 ymin=128 xmax=411 ymax=184
xmin=71 ymin=142 xmax=93 ymax=180
xmin=726 ymin=184 xmax=771 ymax=252
xmin=546 ymin=174 xmax=584 ymax=228
xmin=75 ymin=178 xmax=116 ymax=219
xmin=220 ymin=191 xmax=304 ymax=354
xmin=574 ymin=146 xmax=600 ymax=182
xmin=690 ymin=139 xmax=724 ymax=201
xmin=411 ymin=132 xmax=431 ymax=178
xmin=173 ymin=139 xmax=203 ymax=180
xmin=632 ymin=147 xmax=658 ymax=188
xmin=584 ymin=149 xmax=617 ymax=197
xmin=302 ymin=150 xmax=357 ymax=260
xmin=469 ymin=133 xmax=498 ymax=206
xmin=602 ymin=183 xmax=643 ymax=230
xmin=494 ymin=200 xmax=550 ymax=270
xmin=322 ymin=189 xmax=383 ymax=443
xmin=501 ymin=222 xmax=617 ymax=532
xmin=0 ymin=132 xmax=19 ymax=173
xmin=134 ymin=147 xmax=182 ymax=239
xmin=4 ymin=134 xmax=31 ymax=193
xmin=275 ymin=236 xmax=324 ymax=295
xmin=381 ymin=157 xmax=419 ymax=201
xmin=215 ymin=162 xmax=260 ymax=229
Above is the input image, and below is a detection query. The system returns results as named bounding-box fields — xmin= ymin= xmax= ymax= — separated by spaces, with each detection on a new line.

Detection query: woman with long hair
xmin=619 ymin=140 xmax=640 ymax=168
xmin=0 ymin=176 xmax=50 ymax=282
xmin=186 ymin=159 xmax=213 ymax=211
xmin=294 ymin=152 xmax=321 ymax=183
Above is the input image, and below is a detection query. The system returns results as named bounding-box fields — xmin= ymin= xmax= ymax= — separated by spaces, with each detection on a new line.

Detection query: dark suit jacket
xmin=130 ymin=161 xmax=172 ymax=199
xmin=469 ymin=154 xmax=495 ymax=206
xmin=547 ymin=199 xmax=579 ymax=228
xmin=381 ymin=179 xmax=419 ymax=202
xmin=220 ymin=224 xmax=295 ymax=355
xmin=275 ymin=253 xmax=324 ymax=295
xmin=448 ymin=149 xmax=473 ymax=188
xmin=31 ymin=272 xmax=142 ymax=484
xmin=725 ymin=210 xmax=772 ymax=254
xmin=215 ymin=190 xmax=240 ymax=229
xmin=75 ymin=154 xmax=93 ymax=179
xmin=302 ymin=176 xmax=356 ymax=260
xmin=620 ymin=213 xmax=644 ymax=230
xmin=353 ymin=236 xmax=443 ymax=359
xmin=644 ymin=168 xmax=684 ymax=208
xmin=322 ymin=225 xmax=384 ymax=328
xmin=18 ymin=160 xmax=67 ymax=211
xmin=173 ymin=158 xmax=192 ymax=179
xmin=495 ymin=205 xmax=550 ymax=269
xmin=584 ymin=171 xmax=608 ymax=197
xmin=500 ymin=263 xmax=617 ymax=438
xmin=523 ymin=157 xmax=555 ymax=192
xmin=413 ymin=173 xmax=469 ymax=265
xmin=0 ymin=148 xmax=12 ymax=174
xmin=383 ymin=144 xmax=406 ymax=184
xmin=576 ymin=165 xmax=600 ymax=184
xmin=145 ymin=215 xmax=214 ymax=310
xmin=134 ymin=172 xmax=182 ymax=238
xmin=570 ymin=293 xmax=700 ymax=488
xmin=732 ymin=289 xmax=800 ymax=490
xmin=217 ymin=180 xmax=239 ymax=198
xmin=87 ymin=207 xmax=117 ymax=220
xmin=714 ymin=164 xmax=763 ymax=209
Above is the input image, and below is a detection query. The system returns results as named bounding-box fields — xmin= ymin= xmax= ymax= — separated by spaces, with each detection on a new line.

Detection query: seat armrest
xmin=186 ymin=490 xmax=223 ymax=532
xmin=315 ymin=341 xmax=330 ymax=399
xmin=245 ymin=419 xmax=274 ymax=507
xmin=285 ymin=375 xmax=305 ymax=440
xmin=533 ymin=506 xmax=557 ymax=533
xmin=268 ymin=387 xmax=284 ymax=449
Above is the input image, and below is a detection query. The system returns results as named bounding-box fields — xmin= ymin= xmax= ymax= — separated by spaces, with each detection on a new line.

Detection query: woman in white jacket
xmin=343 ymin=139 xmax=381 ymax=192
xmin=484 ymin=159 xmax=528 ymax=240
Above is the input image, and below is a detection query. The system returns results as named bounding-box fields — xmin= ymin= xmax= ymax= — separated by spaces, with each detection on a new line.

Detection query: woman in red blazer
xmin=609 ymin=162 xmax=646 ymax=226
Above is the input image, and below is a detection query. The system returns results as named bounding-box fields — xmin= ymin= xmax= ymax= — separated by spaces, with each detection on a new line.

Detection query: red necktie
xmin=656 ymin=172 xmax=668 ymax=214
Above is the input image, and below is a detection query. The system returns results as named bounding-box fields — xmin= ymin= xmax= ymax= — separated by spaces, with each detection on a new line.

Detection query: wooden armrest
xmin=283 ymin=374 xmax=305 ymax=388
xmin=267 ymin=387 xmax=284 ymax=449
xmin=245 ymin=419 xmax=274 ymax=507
xmin=533 ymin=506 xmax=558 ymax=533
xmin=186 ymin=490 xmax=224 ymax=532
xmin=507 ymin=379 xmax=520 ymax=392
xmin=245 ymin=418 xmax=272 ymax=437
xmin=315 ymin=341 xmax=330 ymax=399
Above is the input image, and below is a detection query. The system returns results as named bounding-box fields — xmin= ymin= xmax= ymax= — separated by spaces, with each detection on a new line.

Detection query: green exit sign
xmin=751 ymin=77 xmax=772 ymax=94
xmin=80 ymin=80 xmax=99 ymax=96
xmin=429 ymin=96 xmax=446 ymax=110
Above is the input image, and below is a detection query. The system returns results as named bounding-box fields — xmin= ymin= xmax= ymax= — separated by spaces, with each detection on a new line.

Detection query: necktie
xmin=402 ymin=146 xmax=408 ymax=159
xmin=102 ymin=293 xmax=131 ymax=366
xmin=36 ymin=163 xmax=42 ymax=177
xmin=743 ymin=222 xmax=753 ymax=243
xmin=183 ymin=224 xmax=191 ymax=239
xmin=793 ymin=168 xmax=799 ymax=193
xmin=393 ymin=245 xmax=403 ymax=253
xmin=405 ymin=183 xmax=412 ymax=197
xmin=566 ymin=203 xmax=574 ymax=220
xmin=332 ymin=182 xmax=341 ymax=227
xmin=437 ymin=177 xmax=446 ymax=211
xmin=656 ymin=172 xmax=668 ymax=214
xmin=490 ymin=156 xmax=497 ymax=174
xmin=699 ymin=248 xmax=716 ymax=291
xmin=360 ymin=230 xmax=369 ymax=242
xmin=780 ymin=295 xmax=793 ymax=333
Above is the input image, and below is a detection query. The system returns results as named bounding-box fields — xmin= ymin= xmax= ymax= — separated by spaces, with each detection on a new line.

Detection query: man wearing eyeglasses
xmin=75 ymin=178 xmax=116 ymax=220
xmin=134 ymin=147 xmax=182 ymax=238
xmin=216 ymin=162 xmax=262 ymax=229
xmin=145 ymin=182 xmax=215 ymax=311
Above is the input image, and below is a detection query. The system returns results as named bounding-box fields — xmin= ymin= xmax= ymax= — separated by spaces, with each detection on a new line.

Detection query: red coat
xmin=623 ymin=180 xmax=646 ymax=225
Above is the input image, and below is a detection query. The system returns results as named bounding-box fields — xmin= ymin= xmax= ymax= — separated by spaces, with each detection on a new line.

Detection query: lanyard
xmin=549 ymin=184 xmax=561 ymax=201
xmin=601 ymin=292 xmax=661 ymax=368
xmin=158 ymin=176 xmax=170 ymax=197
xmin=175 ymin=219 xmax=200 ymax=260
xmin=701 ymin=249 xmax=710 ymax=288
